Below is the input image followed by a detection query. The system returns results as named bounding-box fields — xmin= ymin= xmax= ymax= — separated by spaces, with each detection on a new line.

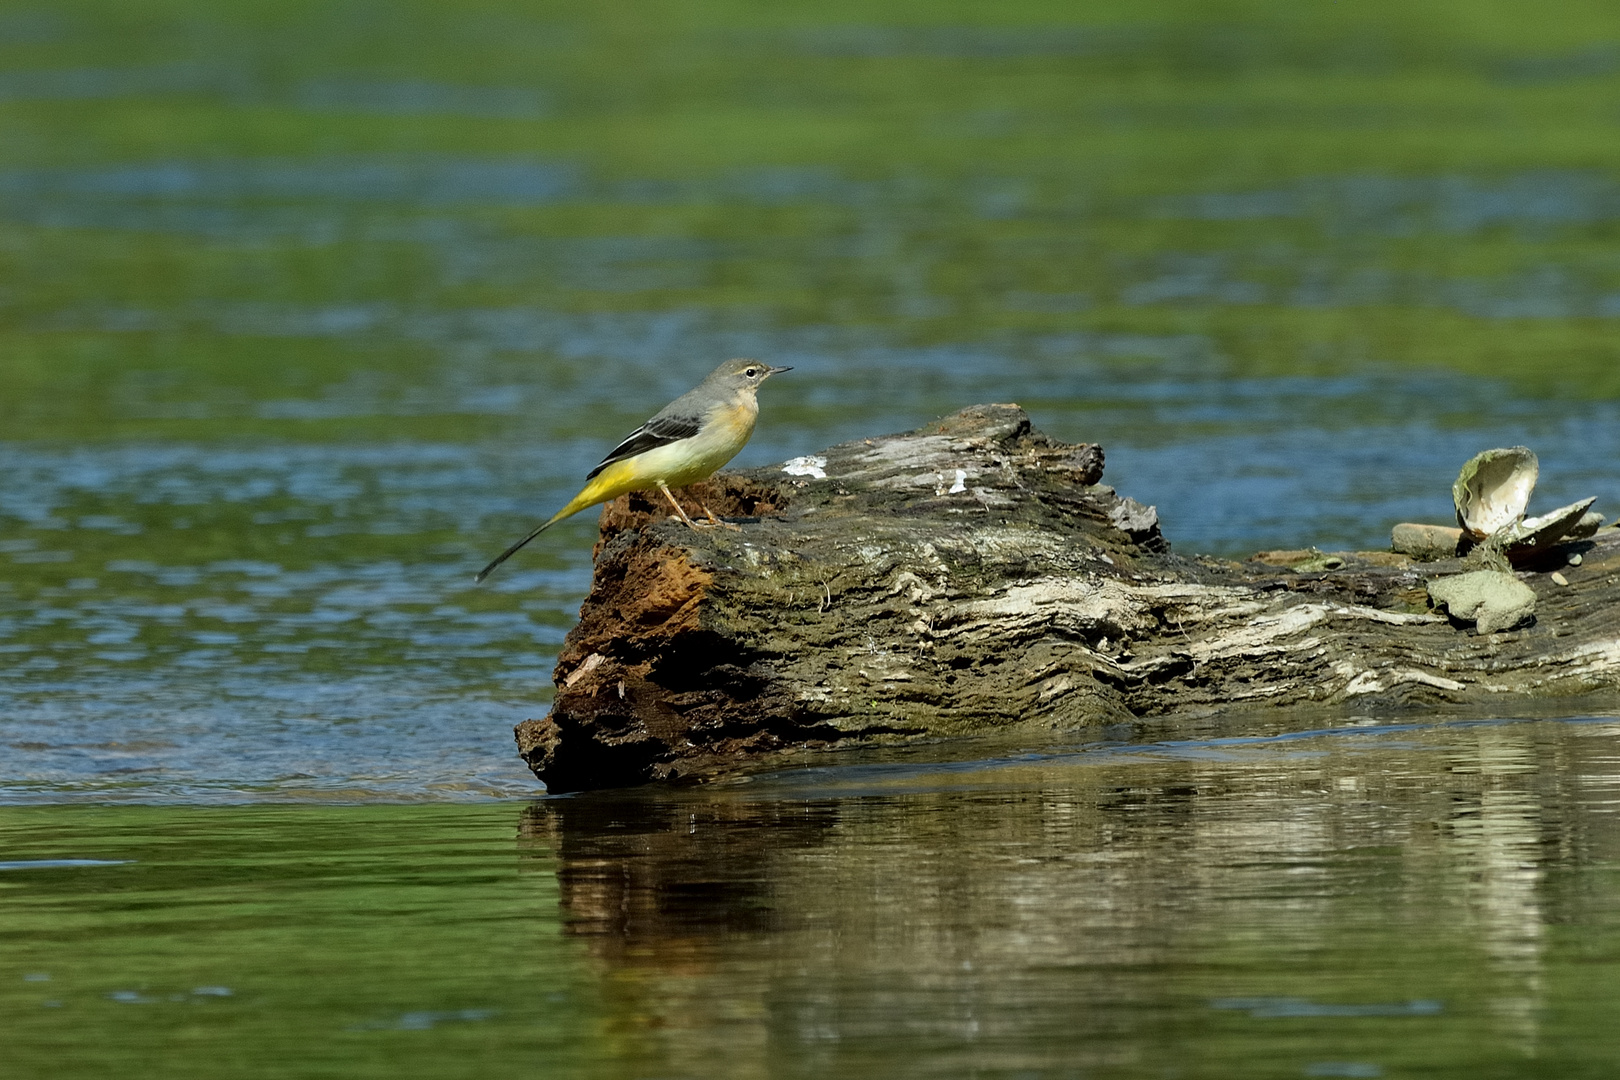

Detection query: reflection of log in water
xmin=515 ymin=720 xmax=1620 ymax=1075
xmin=520 ymin=797 xmax=836 ymax=955
xmin=517 ymin=404 xmax=1620 ymax=793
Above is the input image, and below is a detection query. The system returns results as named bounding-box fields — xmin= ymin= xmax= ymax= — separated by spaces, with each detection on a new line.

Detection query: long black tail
xmin=474 ymin=517 xmax=558 ymax=583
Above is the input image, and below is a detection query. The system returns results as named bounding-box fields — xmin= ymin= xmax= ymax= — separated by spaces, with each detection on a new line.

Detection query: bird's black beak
xmin=768 ymin=365 xmax=793 ymax=375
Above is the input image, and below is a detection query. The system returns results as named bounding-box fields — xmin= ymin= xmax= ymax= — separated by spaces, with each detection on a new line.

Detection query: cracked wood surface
xmin=515 ymin=403 xmax=1620 ymax=792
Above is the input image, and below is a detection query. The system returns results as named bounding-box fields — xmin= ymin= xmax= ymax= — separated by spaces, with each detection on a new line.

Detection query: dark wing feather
xmin=585 ymin=413 xmax=702 ymax=479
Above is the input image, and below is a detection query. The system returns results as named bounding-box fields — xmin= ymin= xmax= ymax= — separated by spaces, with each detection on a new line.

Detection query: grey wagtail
xmin=474 ymin=358 xmax=791 ymax=582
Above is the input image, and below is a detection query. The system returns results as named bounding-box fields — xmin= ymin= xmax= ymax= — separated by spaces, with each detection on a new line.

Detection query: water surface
xmin=9 ymin=714 xmax=1620 ymax=1077
xmin=6 ymin=4 xmax=1620 ymax=793
xmin=6 ymin=0 xmax=1620 ymax=1073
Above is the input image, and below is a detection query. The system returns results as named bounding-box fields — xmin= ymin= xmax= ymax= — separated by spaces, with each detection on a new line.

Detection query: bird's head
xmin=704 ymin=358 xmax=792 ymax=395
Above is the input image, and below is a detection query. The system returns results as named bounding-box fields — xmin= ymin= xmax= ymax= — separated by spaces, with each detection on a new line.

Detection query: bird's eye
xmin=745 ymin=367 xmax=759 ymax=378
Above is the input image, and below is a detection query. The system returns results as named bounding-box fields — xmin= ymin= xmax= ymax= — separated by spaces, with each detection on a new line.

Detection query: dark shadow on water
xmin=520 ymin=794 xmax=842 ymax=949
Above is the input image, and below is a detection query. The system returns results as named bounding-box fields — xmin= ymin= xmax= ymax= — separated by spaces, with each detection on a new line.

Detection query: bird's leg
xmin=656 ymin=482 xmax=703 ymax=529
xmin=700 ymin=503 xmax=742 ymax=530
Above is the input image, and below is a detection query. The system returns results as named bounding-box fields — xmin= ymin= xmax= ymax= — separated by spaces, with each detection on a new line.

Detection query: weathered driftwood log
xmin=516 ymin=404 xmax=1620 ymax=792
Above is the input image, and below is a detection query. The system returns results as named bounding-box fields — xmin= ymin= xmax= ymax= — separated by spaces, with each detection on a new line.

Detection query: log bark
xmin=516 ymin=404 xmax=1620 ymax=793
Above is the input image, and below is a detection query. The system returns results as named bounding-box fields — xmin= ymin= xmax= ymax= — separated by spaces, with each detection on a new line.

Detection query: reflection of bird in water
xmin=475 ymin=358 xmax=791 ymax=582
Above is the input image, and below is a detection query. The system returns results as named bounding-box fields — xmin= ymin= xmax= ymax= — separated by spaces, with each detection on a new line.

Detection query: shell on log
xmin=1453 ymin=447 xmax=1538 ymax=540
xmin=1500 ymin=497 xmax=1600 ymax=554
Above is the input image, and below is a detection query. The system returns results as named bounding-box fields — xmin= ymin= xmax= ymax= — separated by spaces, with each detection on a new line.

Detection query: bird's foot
xmin=656 ymin=484 xmax=739 ymax=530
xmin=701 ymin=504 xmax=742 ymax=530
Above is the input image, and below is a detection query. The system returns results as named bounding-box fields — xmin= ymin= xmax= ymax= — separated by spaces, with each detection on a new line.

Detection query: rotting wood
xmin=515 ymin=403 xmax=1620 ymax=793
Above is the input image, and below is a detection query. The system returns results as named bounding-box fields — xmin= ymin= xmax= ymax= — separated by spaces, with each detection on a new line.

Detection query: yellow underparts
xmin=543 ymin=397 xmax=758 ymax=528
